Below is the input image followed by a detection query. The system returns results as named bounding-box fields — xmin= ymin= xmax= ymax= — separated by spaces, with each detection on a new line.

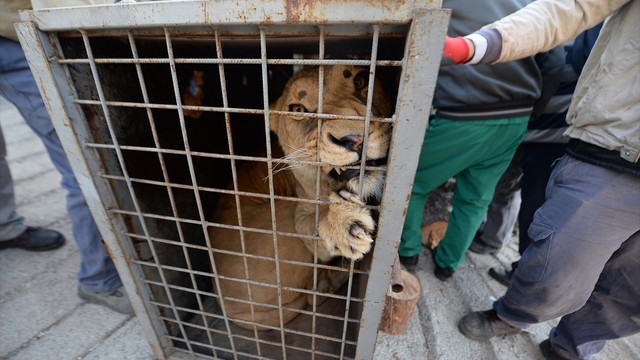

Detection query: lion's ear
xmin=269 ymin=96 xmax=284 ymax=132
xmin=269 ymin=113 xmax=279 ymax=133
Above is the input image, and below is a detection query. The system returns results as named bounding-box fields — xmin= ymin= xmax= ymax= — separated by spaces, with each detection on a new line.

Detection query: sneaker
xmin=488 ymin=267 xmax=513 ymax=287
xmin=78 ymin=284 xmax=134 ymax=315
xmin=458 ymin=309 xmax=522 ymax=341
xmin=0 ymin=227 xmax=65 ymax=251
xmin=468 ymin=239 xmax=500 ymax=255
xmin=539 ymin=339 xmax=569 ymax=360
xmin=399 ymin=254 xmax=419 ymax=271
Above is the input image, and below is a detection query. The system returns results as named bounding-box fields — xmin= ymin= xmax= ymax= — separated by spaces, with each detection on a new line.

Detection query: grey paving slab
xmin=0 ymin=97 xmax=23 ymax=127
xmin=0 ymin=247 xmax=82 ymax=357
xmin=413 ymin=250 xmax=497 ymax=360
xmin=374 ymin=309 xmax=429 ymax=360
xmin=12 ymin=168 xmax=62 ymax=208
xmin=10 ymin=303 xmax=130 ymax=360
xmin=1 ymin=97 xmax=85 ymax=358
xmin=0 ymin=220 xmax=75 ymax=301
xmin=11 ymin=184 xmax=68 ymax=231
xmin=0 ymin=97 xmax=48 ymax=161
xmin=5 ymin=151 xmax=60 ymax=184
xmin=83 ymin=319 xmax=154 ymax=360
xmin=1 ymin=93 xmax=639 ymax=360
xmin=3 ymin=131 xmax=42 ymax=161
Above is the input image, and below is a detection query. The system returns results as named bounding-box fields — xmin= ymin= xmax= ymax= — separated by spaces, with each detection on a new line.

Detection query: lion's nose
xmin=328 ymin=134 xmax=363 ymax=154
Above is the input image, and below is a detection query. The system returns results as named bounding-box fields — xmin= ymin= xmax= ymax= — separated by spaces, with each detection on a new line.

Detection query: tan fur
xmin=209 ymin=65 xmax=393 ymax=330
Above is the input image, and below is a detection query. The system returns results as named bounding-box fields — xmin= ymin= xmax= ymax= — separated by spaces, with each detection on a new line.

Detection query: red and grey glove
xmin=442 ymin=35 xmax=470 ymax=65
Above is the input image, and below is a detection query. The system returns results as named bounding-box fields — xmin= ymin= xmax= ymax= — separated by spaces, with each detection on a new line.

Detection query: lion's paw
xmin=318 ymin=190 xmax=375 ymax=260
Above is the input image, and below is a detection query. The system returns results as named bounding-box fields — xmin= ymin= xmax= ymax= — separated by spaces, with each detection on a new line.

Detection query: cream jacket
xmin=486 ymin=0 xmax=639 ymax=163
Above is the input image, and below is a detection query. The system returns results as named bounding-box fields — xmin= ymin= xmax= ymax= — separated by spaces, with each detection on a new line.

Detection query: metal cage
xmin=15 ymin=1 xmax=449 ymax=359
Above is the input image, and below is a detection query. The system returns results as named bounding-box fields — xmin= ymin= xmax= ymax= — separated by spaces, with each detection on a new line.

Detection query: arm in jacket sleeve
xmin=473 ymin=0 xmax=629 ymax=63
xmin=442 ymin=0 xmax=629 ymax=64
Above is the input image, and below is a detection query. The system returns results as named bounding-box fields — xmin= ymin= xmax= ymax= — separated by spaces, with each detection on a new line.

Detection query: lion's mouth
xmin=328 ymin=157 xmax=387 ymax=182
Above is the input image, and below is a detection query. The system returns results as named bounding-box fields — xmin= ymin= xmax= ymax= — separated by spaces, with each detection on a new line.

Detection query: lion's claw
xmin=350 ymin=223 xmax=366 ymax=238
xmin=318 ymin=191 xmax=375 ymax=261
xmin=339 ymin=189 xmax=365 ymax=205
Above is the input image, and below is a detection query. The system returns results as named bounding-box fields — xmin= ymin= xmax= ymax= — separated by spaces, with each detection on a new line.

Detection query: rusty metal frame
xmin=15 ymin=1 xmax=449 ymax=359
xmin=25 ymin=0 xmax=441 ymax=30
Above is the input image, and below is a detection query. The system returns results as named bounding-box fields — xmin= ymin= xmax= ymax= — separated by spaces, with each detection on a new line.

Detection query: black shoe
xmin=539 ymin=339 xmax=569 ymax=360
xmin=468 ymin=239 xmax=500 ymax=255
xmin=430 ymin=247 xmax=454 ymax=281
xmin=488 ymin=267 xmax=513 ymax=287
xmin=399 ymin=254 xmax=419 ymax=271
xmin=0 ymin=227 xmax=65 ymax=251
xmin=429 ymin=246 xmax=438 ymax=262
xmin=434 ymin=264 xmax=454 ymax=281
xmin=458 ymin=309 xmax=522 ymax=341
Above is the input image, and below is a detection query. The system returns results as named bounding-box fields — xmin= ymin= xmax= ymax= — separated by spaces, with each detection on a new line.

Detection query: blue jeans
xmin=0 ymin=37 xmax=120 ymax=292
xmin=494 ymin=155 xmax=640 ymax=359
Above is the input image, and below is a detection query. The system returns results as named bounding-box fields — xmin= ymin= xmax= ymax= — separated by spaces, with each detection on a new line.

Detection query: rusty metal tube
xmin=391 ymin=253 xmax=404 ymax=293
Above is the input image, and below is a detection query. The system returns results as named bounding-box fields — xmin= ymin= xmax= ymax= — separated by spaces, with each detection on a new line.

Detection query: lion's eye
xmin=289 ymin=104 xmax=308 ymax=113
xmin=353 ymin=73 xmax=368 ymax=90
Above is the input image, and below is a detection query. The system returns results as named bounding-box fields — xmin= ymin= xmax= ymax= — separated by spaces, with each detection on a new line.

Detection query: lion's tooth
xmin=341 ymin=167 xmax=347 ymax=173
xmin=335 ymin=168 xmax=342 ymax=175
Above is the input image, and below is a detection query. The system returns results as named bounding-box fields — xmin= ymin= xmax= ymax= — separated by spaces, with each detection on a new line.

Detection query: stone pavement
xmin=1 ymin=95 xmax=639 ymax=359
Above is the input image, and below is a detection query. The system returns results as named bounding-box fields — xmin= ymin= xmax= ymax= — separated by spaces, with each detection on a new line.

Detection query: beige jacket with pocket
xmin=485 ymin=0 xmax=639 ymax=163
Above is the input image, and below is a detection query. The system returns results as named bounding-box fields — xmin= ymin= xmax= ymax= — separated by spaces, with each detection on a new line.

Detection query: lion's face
xmin=270 ymin=65 xmax=393 ymax=200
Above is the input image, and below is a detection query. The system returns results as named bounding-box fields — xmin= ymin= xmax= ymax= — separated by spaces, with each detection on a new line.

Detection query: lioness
xmin=208 ymin=65 xmax=393 ymax=330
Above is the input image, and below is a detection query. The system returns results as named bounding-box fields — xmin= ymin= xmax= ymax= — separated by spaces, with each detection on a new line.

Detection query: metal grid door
xmin=15 ymin=1 xmax=449 ymax=359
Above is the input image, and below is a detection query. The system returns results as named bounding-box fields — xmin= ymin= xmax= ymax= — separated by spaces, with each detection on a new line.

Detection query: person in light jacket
xmin=443 ymin=1 xmax=639 ymax=359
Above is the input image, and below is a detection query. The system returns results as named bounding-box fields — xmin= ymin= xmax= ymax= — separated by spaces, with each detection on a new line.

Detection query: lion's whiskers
xmin=268 ymin=146 xmax=311 ymax=179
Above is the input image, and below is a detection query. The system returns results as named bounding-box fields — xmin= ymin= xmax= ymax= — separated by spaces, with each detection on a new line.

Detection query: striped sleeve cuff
xmin=464 ymin=28 xmax=502 ymax=64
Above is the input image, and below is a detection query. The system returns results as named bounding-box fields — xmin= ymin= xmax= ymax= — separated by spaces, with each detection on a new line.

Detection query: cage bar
xmin=15 ymin=1 xmax=450 ymax=359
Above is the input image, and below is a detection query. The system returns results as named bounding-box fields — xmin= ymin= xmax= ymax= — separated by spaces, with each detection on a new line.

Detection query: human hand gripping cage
xmin=15 ymin=1 xmax=449 ymax=358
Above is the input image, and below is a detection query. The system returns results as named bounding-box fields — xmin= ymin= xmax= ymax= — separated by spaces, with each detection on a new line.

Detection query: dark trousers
xmin=495 ymin=156 xmax=640 ymax=359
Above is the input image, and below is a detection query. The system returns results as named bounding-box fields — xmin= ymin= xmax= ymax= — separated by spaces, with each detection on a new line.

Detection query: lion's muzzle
xmin=328 ymin=157 xmax=387 ymax=182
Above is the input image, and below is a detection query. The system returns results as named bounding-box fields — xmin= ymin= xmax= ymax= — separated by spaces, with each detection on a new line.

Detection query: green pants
xmin=399 ymin=115 xmax=528 ymax=269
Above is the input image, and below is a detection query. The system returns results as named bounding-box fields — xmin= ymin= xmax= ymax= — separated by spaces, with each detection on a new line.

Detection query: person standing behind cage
xmin=0 ymin=0 xmax=133 ymax=315
xmin=468 ymin=25 xmax=603 ymax=288
xmin=444 ymin=1 xmax=640 ymax=359
xmin=397 ymin=0 xmax=564 ymax=281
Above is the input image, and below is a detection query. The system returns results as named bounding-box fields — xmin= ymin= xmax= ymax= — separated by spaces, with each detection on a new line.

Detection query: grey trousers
xmin=0 ymin=125 xmax=27 ymax=240
xmin=494 ymin=155 xmax=640 ymax=359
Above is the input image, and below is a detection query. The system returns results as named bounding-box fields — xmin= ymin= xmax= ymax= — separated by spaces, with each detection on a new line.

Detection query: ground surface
xmin=1 ymin=96 xmax=638 ymax=359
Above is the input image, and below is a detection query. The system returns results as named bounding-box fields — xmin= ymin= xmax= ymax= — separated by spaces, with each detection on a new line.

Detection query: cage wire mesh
xmin=16 ymin=1 xmax=449 ymax=359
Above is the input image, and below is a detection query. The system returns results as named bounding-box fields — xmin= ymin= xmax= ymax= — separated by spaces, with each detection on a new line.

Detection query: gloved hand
xmin=441 ymin=35 xmax=471 ymax=66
